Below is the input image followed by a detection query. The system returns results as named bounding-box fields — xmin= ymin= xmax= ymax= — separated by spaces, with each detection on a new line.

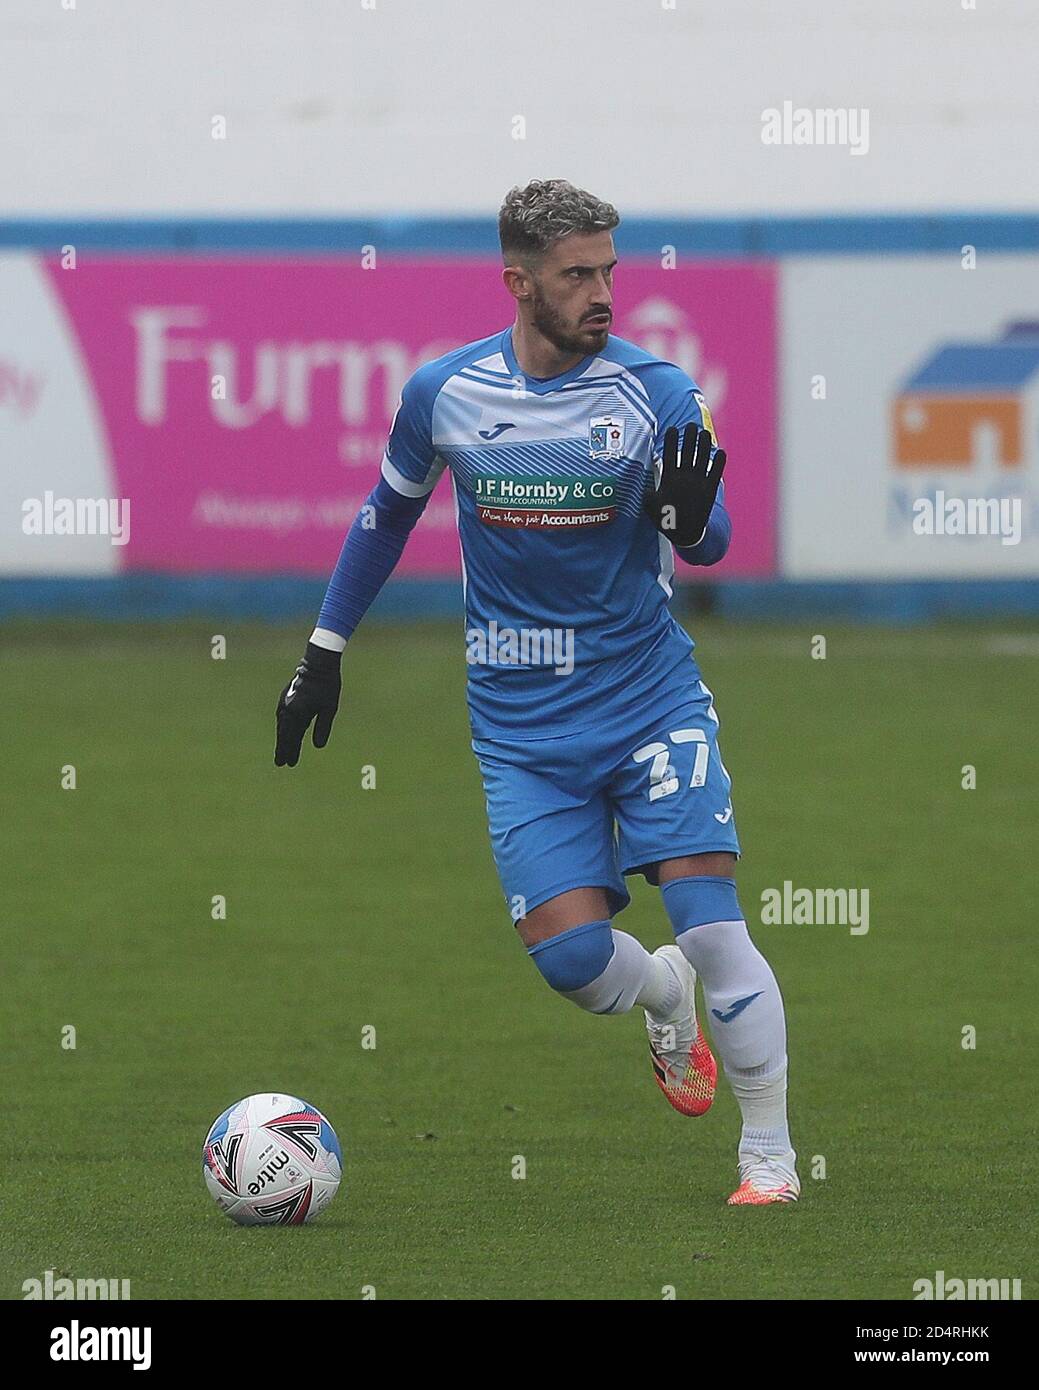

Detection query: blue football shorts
xmin=472 ymin=678 xmax=740 ymax=920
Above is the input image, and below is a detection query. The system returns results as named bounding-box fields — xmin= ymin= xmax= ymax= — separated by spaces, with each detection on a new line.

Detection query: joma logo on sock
xmin=711 ymin=992 xmax=762 ymax=1023
xmin=913 ymin=1270 xmax=1022 ymax=1301
xmin=760 ymin=882 xmax=869 ymax=935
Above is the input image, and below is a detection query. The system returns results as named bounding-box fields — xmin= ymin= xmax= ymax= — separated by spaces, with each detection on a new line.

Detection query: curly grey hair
xmin=498 ymin=179 xmax=620 ymax=264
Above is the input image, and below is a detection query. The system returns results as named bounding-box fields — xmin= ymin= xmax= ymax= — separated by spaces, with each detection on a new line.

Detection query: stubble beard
xmin=530 ymin=287 xmax=609 ymax=357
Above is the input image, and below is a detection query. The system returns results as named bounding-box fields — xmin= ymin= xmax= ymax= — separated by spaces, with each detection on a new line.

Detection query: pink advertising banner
xmin=45 ymin=258 xmax=776 ymax=575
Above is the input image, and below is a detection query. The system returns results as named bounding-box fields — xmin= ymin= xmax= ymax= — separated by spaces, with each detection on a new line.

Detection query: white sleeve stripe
xmin=381 ymin=452 xmax=445 ymax=498
xmin=310 ymin=627 xmax=347 ymax=652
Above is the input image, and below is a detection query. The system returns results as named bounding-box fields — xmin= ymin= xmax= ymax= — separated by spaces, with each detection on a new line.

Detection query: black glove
xmin=274 ymin=641 xmax=342 ymax=767
xmin=646 ymin=422 xmax=726 ymax=548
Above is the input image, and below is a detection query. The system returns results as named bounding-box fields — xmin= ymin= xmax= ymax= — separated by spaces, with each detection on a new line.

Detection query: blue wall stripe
xmin=1 ymin=575 xmax=1036 ymax=624
xmin=2 ymin=213 xmax=1039 ymax=256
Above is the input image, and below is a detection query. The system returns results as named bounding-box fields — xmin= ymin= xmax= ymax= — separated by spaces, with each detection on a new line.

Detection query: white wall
xmin=1 ymin=0 xmax=1036 ymax=217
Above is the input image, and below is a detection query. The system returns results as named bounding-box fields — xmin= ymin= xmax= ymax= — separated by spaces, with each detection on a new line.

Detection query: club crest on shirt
xmin=589 ymin=415 xmax=625 ymax=459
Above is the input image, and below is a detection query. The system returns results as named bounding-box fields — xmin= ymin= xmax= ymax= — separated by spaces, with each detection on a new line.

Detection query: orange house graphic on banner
xmin=893 ymin=323 xmax=1039 ymax=469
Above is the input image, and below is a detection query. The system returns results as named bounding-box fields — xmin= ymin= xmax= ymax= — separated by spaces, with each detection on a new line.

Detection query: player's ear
xmin=502 ymin=263 xmax=531 ymax=301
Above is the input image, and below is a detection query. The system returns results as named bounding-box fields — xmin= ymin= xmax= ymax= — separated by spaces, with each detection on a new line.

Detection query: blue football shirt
xmin=376 ymin=327 xmax=727 ymax=739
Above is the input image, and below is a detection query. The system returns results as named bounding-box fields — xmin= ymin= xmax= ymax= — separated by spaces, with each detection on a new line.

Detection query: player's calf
xmin=527 ymin=917 xmax=682 ymax=1017
xmin=521 ymin=891 xmax=678 ymax=1018
xmin=659 ymin=866 xmax=798 ymax=1201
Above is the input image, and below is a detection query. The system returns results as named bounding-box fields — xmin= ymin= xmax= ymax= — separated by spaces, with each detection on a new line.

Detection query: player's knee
xmin=661 ymin=874 xmax=743 ymax=938
xmin=660 ymin=875 xmax=759 ymax=987
xmin=528 ymin=919 xmax=614 ymax=996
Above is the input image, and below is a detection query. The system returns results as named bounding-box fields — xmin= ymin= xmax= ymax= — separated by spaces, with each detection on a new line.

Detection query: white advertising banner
xmin=0 ymin=254 xmax=120 ymax=574
xmin=781 ymin=256 xmax=1039 ymax=578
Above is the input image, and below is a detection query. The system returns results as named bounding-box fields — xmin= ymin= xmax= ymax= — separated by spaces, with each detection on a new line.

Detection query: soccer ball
xmin=202 ymin=1092 xmax=342 ymax=1225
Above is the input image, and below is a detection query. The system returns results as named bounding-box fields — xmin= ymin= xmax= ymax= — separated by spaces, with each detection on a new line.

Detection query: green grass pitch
xmin=2 ymin=617 xmax=1036 ymax=1300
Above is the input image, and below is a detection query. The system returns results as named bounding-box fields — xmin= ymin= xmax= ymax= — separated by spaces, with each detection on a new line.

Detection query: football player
xmin=275 ymin=180 xmax=796 ymax=1206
